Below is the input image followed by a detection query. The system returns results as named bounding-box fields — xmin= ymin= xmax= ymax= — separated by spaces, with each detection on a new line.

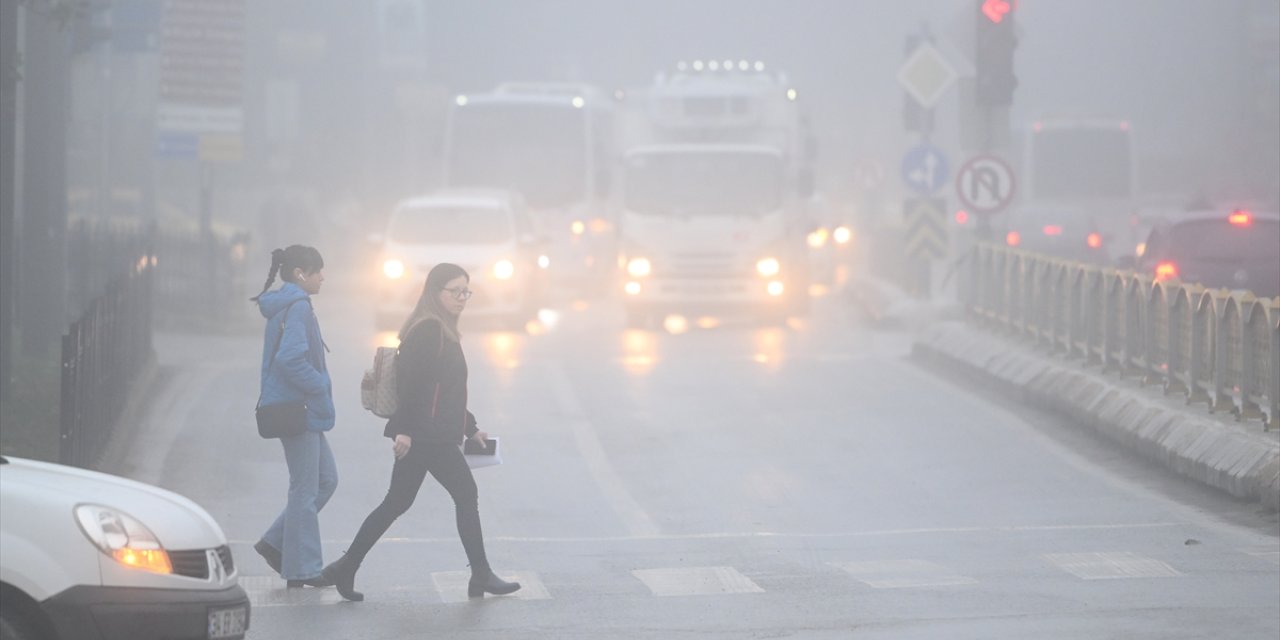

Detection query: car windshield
xmin=1165 ymin=220 xmax=1280 ymax=261
xmin=1030 ymin=128 xmax=1132 ymax=200
xmin=624 ymin=151 xmax=783 ymax=216
xmin=388 ymin=205 xmax=514 ymax=244
xmin=446 ymin=104 xmax=588 ymax=209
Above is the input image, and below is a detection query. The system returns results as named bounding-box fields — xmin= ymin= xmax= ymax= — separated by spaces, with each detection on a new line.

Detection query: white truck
xmin=614 ymin=61 xmax=816 ymax=327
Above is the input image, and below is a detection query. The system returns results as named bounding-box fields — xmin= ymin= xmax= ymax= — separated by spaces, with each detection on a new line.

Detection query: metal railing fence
xmin=60 ymin=261 xmax=153 ymax=468
xmin=966 ymin=243 xmax=1279 ymax=430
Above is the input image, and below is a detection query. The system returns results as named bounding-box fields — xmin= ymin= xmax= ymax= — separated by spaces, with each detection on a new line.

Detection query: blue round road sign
xmin=901 ymin=143 xmax=950 ymax=196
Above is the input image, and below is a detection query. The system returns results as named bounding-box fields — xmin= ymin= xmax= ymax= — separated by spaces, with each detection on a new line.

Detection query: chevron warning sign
xmin=904 ymin=197 xmax=948 ymax=260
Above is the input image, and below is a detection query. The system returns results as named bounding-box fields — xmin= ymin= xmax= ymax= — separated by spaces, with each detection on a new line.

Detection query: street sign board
xmin=955 ymin=154 xmax=1016 ymax=213
xmin=157 ymin=0 xmax=245 ymax=162
xmin=904 ymin=198 xmax=948 ymax=260
xmin=901 ymin=143 xmax=950 ymax=195
xmin=897 ymin=43 xmax=958 ymax=109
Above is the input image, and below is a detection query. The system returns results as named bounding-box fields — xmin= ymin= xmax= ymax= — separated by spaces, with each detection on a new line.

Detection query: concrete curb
xmin=912 ymin=321 xmax=1280 ymax=512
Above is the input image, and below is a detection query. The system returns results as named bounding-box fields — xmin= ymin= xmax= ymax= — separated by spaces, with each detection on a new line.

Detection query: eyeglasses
xmin=443 ymin=286 xmax=473 ymax=301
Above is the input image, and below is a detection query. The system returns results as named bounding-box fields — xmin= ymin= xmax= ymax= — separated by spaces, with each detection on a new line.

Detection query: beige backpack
xmin=360 ymin=346 xmax=399 ymax=418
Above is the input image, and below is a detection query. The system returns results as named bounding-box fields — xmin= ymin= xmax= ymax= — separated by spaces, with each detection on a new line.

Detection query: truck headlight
xmin=383 ymin=259 xmax=406 ymax=279
xmin=75 ymin=504 xmax=173 ymax=575
xmin=493 ymin=259 xmax=515 ymax=280
xmin=756 ymin=257 xmax=780 ymax=277
xmin=627 ymin=257 xmax=652 ymax=278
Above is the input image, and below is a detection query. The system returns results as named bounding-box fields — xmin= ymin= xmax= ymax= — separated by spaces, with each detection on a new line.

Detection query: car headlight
xmin=383 ymin=259 xmax=405 ymax=279
xmin=756 ymin=257 xmax=780 ymax=277
xmin=807 ymin=228 xmax=829 ymax=248
xmin=75 ymin=504 xmax=173 ymax=575
xmin=833 ymin=226 xmax=853 ymax=245
xmin=538 ymin=255 xmax=550 ymax=269
xmin=493 ymin=259 xmax=515 ymax=280
xmin=627 ymin=257 xmax=652 ymax=278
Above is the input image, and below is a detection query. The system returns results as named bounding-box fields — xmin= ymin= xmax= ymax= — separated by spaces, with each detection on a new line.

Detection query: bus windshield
xmin=446 ymin=104 xmax=588 ymax=209
xmin=1030 ymin=128 xmax=1132 ymax=200
xmin=624 ymin=152 xmax=783 ymax=217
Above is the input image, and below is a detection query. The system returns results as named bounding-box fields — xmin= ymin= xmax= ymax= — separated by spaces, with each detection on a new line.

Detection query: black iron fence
xmin=965 ymin=243 xmax=1279 ymax=430
xmin=66 ymin=218 xmax=251 ymax=327
xmin=60 ymin=261 xmax=153 ymax=468
xmin=58 ymin=219 xmax=251 ymax=468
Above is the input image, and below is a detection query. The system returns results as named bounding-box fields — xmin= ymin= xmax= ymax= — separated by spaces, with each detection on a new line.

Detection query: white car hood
xmin=386 ymin=241 xmax=516 ymax=272
xmin=1 ymin=457 xmax=227 ymax=551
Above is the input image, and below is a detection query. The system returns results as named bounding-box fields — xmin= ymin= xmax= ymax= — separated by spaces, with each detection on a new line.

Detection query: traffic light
xmin=975 ymin=0 xmax=1017 ymax=106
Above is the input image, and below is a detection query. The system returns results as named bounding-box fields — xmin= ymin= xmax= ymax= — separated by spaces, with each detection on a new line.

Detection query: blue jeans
xmin=261 ymin=431 xmax=338 ymax=580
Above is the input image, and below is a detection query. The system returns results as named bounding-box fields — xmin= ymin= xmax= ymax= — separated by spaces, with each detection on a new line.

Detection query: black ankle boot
xmin=285 ymin=574 xmax=333 ymax=588
xmin=321 ymin=554 xmax=364 ymax=602
xmin=468 ymin=571 xmax=520 ymax=598
xmin=253 ymin=540 xmax=282 ymax=576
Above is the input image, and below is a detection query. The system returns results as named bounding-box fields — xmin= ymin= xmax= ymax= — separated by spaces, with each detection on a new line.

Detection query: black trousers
xmin=345 ymin=441 xmax=489 ymax=575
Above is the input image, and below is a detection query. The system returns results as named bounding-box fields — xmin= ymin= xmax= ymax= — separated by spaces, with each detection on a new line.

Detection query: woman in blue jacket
xmin=251 ymin=245 xmax=338 ymax=588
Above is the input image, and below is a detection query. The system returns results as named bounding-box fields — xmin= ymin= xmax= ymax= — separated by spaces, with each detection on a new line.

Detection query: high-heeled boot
xmin=321 ymin=553 xmax=364 ymax=602
xmin=468 ymin=570 xmax=521 ymax=598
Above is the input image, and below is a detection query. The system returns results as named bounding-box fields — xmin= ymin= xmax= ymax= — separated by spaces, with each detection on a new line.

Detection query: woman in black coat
xmin=323 ymin=263 xmax=519 ymax=601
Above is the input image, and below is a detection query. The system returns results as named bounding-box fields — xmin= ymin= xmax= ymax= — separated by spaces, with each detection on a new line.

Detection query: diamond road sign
xmin=897 ymin=42 xmax=958 ymax=109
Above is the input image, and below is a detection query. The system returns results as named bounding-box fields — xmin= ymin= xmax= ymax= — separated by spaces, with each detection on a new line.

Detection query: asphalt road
xmin=125 ymin=280 xmax=1280 ymax=640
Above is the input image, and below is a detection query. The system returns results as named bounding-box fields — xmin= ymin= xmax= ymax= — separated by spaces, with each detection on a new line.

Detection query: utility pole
xmin=19 ymin=6 xmax=71 ymax=357
xmin=1 ymin=0 xmax=18 ymax=396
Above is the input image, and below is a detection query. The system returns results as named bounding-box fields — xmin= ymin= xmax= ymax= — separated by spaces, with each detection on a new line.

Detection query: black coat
xmin=384 ymin=318 xmax=478 ymax=445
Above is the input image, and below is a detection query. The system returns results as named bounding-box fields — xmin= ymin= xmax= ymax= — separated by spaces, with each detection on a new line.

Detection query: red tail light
xmin=1228 ymin=210 xmax=1252 ymax=226
xmin=1006 ymin=231 xmax=1021 ymax=247
xmin=1155 ymin=261 xmax=1179 ymax=281
xmin=955 ymin=210 xmax=969 ymax=225
xmin=1042 ymin=225 xmax=1063 ymax=236
xmin=1086 ymin=232 xmax=1103 ymax=249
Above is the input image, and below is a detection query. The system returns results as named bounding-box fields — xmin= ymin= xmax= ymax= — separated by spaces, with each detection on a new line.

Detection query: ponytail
xmin=250 ymin=248 xmax=286 ymax=302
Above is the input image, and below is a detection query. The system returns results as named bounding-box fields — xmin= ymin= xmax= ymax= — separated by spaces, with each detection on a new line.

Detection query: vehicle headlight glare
xmin=383 ymin=259 xmax=405 ymax=279
xmin=493 ymin=259 xmax=515 ymax=280
xmin=627 ymin=257 xmax=652 ymax=278
xmin=756 ymin=257 xmax=780 ymax=277
xmin=833 ymin=226 xmax=853 ymax=245
xmin=75 ymin=505 xmax=172 ymax=574
xmin=538 ymin=255 xmax=550 ymax=269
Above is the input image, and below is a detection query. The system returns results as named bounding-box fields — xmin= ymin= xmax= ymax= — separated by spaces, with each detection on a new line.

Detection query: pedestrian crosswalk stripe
xmin=632 ymin=566 xmax=765 ymax=597
xmin=239 ymin=575 xmax=345 ymax=608
xmin=1043 ymin=552 xmax=1182 ymax=579
xmin=431 ymin=570 xmax=551 ymax=603
xmin=832 ymin=559 xmax=978 ymax=589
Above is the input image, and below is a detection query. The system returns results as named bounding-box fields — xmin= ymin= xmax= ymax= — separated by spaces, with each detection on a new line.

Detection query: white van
xmin=0 ymin=456 xmax=249 ymax=640
xmin=374 ymin=189 xmax=549 ymax=329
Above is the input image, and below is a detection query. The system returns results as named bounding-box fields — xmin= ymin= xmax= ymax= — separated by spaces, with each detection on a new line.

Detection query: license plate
xmin=208 ymin=605 xmax=247 ymax=639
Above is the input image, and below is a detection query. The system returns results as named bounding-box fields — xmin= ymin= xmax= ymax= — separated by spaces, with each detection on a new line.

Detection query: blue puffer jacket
xmin=257 ymin=282 xmax=334 ymax=432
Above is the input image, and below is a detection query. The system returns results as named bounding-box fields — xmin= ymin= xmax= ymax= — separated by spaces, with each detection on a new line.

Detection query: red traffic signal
xmin=982 ymin=0 xmax=1013 ymax=23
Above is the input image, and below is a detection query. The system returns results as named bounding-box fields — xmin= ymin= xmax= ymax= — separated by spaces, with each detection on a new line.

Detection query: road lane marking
xmin=832 ymin=559 xmax=978 ymax=589
xmin=1043 ymin=552 xmax=1183 ymax=579
xmin=1241 ymin=547 xmax=1280 ymax=565
xmin=632 ymin=566 xmax=764 ymax=597
xmin=234 ymin=521 xmax=1186 ymax=546
xmin=431 ymin=570 xmax=551 ymax=603
xmin=545 ymin=361 xmax=661 ymax=537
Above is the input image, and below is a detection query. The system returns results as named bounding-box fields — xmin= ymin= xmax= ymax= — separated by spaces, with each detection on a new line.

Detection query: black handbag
xmin=256 ymin=402 xmax=307 ymax=439
xmin=255 ymin=301 xmax=308 ymax=439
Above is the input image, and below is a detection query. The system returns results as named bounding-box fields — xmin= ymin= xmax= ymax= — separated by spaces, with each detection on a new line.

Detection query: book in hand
xmin=463 ymin=436 xmax=501 ymax=469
